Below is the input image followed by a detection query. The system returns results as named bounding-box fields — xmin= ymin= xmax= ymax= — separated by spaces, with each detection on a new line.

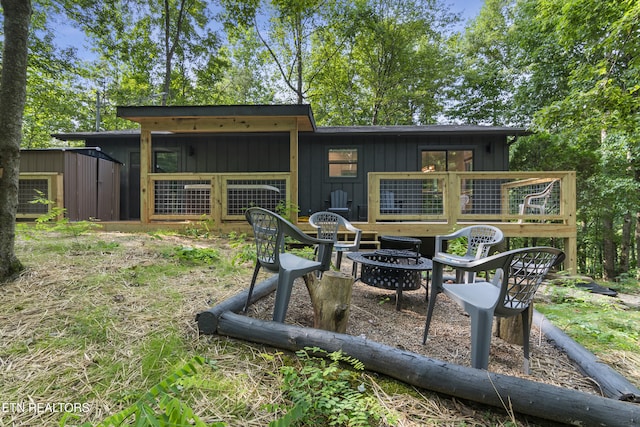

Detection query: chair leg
xmin=423 ymin=264 xmax=443 ymax=344
xmin=272 ymin=271 xmax=296 ymax=323
xmin=522 ymin=307 xmax=531 ymax=374
xmin=336 ymin=251 xmax=343 ymax=269
xmin=422 ymin=294 xmax=438 ymax=344
xmin=469 ymin=308 xmax=494 ymax=370
xmin=243 ymin=263 xmax=261 ymax=313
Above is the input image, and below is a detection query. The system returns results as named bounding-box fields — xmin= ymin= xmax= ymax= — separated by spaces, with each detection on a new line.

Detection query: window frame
xmin=327 ymin=146 xmax=360 ymax=180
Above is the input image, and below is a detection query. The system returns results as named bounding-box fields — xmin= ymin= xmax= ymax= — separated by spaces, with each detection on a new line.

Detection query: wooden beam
xmin=290 ymin=127 xmax=299 ymax=222
xmin=137 ymin=117 xmax=298 ymax=133
xmin=140 ymin=128 xmax=152 ymax=223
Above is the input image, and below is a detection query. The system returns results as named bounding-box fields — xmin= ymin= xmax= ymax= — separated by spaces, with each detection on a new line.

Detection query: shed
xmin=19 ymin=147 xmax=121 ymax=221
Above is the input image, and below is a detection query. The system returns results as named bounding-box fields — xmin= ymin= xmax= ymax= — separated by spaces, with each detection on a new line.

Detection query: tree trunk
xmin=620 ymin=212 xmax=631 ymax=274
xmin=603 ymin=215 xmax=616 ymax=280
xmin=0 ymin=0 xmax=31 ymax=281
xmin=637 ymin=211 xmax=640 ymax=280
xmin=304 ymin=271 xmax=353 ymax=333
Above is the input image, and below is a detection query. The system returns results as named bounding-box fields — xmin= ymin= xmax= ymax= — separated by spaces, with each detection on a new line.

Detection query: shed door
xmin=97 ymin=158 xmax=119 ymax=220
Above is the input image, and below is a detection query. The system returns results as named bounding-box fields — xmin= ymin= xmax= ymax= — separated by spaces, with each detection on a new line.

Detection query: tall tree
xmin=508 ymin=0 xmax=640 ymax=278
xmin=445 ymin=0 xmax=516 ymax=125
xmin=222 ymin=0 xmax=360 ymax=104
xmin=65 ymin=0 xmax=224 ymax=106
xmin=0 ymin=0 xmax=32 ymax=281
xmin=309 ymin=0 xmax=457 ymax=125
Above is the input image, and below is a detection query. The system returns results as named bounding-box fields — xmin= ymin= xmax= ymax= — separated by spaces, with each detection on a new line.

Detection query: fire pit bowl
xmin=347 ymin=250 xmax=432 ymax=310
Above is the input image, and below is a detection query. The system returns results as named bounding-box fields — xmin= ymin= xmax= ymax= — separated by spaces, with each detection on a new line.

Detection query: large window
xmin=328 ymin=148 xmax=358 ymax=178
xmin=421 ymin=150 xmax=473 ymax=172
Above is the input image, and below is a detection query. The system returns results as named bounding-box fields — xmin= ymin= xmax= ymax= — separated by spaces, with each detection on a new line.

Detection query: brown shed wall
xmin=20 ymin=150 xmax=120 ymax=221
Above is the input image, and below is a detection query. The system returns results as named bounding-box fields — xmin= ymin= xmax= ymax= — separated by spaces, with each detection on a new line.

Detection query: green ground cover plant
xmin=535 ymin=281 xmax=640 ymax=386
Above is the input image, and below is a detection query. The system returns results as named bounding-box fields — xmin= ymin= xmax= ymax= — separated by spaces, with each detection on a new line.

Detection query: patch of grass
xmin=141 ymin=328 xmax=190 ymax=385
xmin=612 ymin=272 xmax=640 ymax=294
xmin=7 ymin=229 xmax=629 ymax=426
xmin=168 ymin=246 xmax=222 ymax=265
xmin=67 ymin=306 xmax=113 ymax=346
xmin=537 ymin=295 xmax=640 ymax=355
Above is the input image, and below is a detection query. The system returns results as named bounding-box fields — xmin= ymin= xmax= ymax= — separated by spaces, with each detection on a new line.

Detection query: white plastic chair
xmin=243 ymin=207 xmax=334 ymax=322
xmin=309 ymin=211 xmax=362 ymax=269
xmin=423 ymin=247 xmax=565 ymax=373
xmin=518 ymin=180 xmax=558 ymax=223
xmin=434 ymin=225 xmax=504 ymax=283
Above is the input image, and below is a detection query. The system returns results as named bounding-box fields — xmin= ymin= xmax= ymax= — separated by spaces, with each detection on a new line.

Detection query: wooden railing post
xmin=446 ymin=172 xmax=459 ymax=227
xmin=212 ymin=174 xmax=223 ymax=226
xmin=368 ymin=173 xmax=381 ymax=222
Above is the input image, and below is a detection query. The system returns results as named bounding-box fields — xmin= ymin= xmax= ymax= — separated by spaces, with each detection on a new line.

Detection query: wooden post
xmin=304 ymin=271 xmax=353 ymax=333
xmin=140 ymin=128 xmax=152 ymax=223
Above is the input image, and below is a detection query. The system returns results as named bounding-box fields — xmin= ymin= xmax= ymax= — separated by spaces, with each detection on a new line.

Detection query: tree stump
xmin=304 ymin=271 xmax=353 ymax=333
xmin=495 ymin=307 xmax=533 ymax=345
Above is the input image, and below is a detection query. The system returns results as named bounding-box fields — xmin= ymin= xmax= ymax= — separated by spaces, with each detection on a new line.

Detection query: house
xmin=46 ymin=104 xmax=576 ymax=270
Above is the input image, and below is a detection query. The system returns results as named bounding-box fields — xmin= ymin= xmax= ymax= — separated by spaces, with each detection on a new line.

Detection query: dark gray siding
xmin=297 ymin=132 xmax=510 ymax=219
xmin=81 ymin=131 xmax=510 ymax=220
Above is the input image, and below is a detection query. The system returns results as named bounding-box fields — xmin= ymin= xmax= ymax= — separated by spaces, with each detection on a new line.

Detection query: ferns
xmin=270 ymin=347 xmax=396 ymax=427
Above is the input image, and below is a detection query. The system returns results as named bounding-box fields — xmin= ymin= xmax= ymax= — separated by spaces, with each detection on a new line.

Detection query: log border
xmin=196 ymin=278 xmax=640 ymax=425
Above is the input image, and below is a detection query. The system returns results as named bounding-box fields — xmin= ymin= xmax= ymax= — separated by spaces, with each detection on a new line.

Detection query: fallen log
xmin=533 ymin=310 xmax=640 ymax=401
xmin=214 ymin=311 xmax=639 ymax=426
xmin=196 ymin=275 xmax=277 ymax=334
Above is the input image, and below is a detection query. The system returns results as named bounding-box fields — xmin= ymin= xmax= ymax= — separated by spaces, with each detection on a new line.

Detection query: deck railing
xmin=367 ymin=171 xmax=574 ymax=225
xmin=17 ymin=172 xmax=64 ymax=219
xmin=148 ymin=173 xmax=290 ymax=221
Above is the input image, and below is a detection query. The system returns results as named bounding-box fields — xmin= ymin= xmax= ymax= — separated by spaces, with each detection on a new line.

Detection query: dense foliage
xmin=1 ymin=0 xmax=639 ymax=279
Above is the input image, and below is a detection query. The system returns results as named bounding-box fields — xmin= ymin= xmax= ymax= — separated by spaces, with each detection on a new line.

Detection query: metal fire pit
xmin=347 ymin=250 xmax=432 ymax=310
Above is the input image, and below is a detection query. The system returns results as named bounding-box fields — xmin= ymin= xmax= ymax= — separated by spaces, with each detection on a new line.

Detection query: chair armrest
xmin=433 ymin=250 xmax=509 ymax=274
xmin=279 ymin=219 xmax=334 ymax=270
xmin=435 ymin=229 xmax=466 ymax=253
xmin=344 ymin=223 xmax=362 ymax=246
xmin=282 ymin=222 xmax=333 ymax=246
xmin=475 ymin=242 xmax=493 ymax=259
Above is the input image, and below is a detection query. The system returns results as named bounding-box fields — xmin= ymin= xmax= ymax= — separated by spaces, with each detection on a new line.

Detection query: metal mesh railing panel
xmin=18 ymin=179 xmax=49 ymax=214
xmin=506 ymin=181 xmax=560 ymax=216
xmin=154 ymin=180 xmax=210 ymax=215
xmin=379 ymin=178 xmax=444 ymax=216
xmin=226 ymin=179 xmax=287 ymax=216
xmin=459 ymin=178 xmax=560 ymax=219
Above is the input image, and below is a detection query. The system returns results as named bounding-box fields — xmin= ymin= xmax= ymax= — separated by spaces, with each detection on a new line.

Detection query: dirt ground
xmin=246 ymin=258 xmax=604 ymax=396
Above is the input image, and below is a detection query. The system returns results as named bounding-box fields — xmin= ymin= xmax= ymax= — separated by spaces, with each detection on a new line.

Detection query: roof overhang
xmin=315 ymin=125 xmax=531 ymax=137
xmin=116 ymin=104 xmax=317 ymax=133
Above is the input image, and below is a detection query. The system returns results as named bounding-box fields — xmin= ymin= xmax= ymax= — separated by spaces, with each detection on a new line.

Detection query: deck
xmin=18 ymin=170 xmax=577 ymax=272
